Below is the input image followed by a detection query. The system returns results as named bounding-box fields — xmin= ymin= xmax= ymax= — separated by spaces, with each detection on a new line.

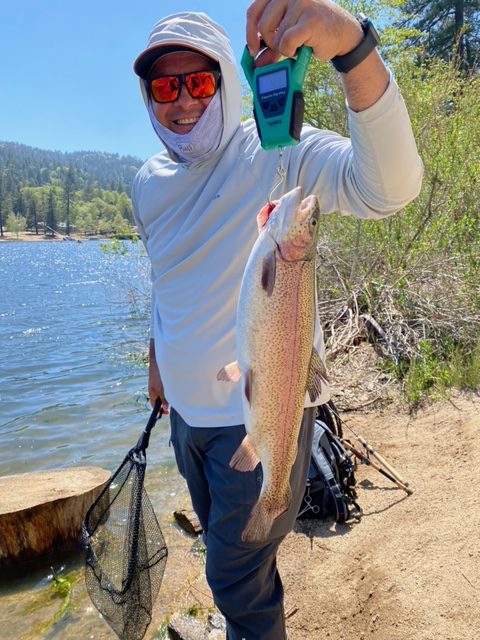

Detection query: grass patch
xmin=446 ymin=340 xmax=480 ymax=391
xmin=152 ymin=616 xmax=170 ymax=639
xmin=384 ymin=339 xmax=480 ymax=408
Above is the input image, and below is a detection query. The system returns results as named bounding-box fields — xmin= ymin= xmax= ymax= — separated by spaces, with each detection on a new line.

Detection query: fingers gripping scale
xmin=242 ymin=45 xmax=313 ymax=150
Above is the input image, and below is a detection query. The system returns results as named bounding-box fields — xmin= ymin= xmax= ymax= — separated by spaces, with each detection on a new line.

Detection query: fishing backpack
xmin=297 ymin=401 xmax=361 ymax=522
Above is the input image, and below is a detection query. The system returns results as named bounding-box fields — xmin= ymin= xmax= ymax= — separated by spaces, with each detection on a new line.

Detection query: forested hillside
xmin=0 ymin=142 xmax=144 ymax=237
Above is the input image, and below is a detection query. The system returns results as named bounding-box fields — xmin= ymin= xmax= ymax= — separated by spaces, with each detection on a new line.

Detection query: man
xmin=132 ymin=2 xmax=422 ymax=638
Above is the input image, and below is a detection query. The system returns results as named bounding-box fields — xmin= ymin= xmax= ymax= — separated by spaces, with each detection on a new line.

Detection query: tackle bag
xmin=297 ymin=401 xmax=361 ymax=522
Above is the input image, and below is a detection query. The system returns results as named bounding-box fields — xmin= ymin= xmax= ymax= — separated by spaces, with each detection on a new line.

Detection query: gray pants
xmin=169 ymin=407 xmax=316 ymax=640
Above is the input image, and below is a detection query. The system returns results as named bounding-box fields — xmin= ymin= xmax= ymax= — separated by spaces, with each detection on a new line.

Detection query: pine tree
xmin=46 ymin=188 xmax=57 ymax=236
xmin=30 ymin=196 xmax=39 ymax=235
xmin=399 ymin=0 xmax=480 ymax=71
xmin=63 ymin=165 xmax=75 ymax=235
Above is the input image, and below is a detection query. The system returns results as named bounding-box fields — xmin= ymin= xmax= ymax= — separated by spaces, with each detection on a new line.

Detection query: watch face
xmin=368 ymin=21 xmax=381 ymax=46
xmin=358 ymin=15 xmax=381 ymax=46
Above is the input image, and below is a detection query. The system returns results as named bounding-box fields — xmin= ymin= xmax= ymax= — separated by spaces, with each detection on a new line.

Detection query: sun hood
xmin=135 ymin=12 xmax=242 ymax=162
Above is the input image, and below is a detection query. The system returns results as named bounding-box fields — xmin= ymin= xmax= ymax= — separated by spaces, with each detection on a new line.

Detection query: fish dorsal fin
xmin=261 ymin=250 xmax=276 ymax=296
xmin=229 ymin=434 xmax=261 ymax=472
xmin=306 ymin=349 xmax=329 ymax=402
xmin=217 ymin=361 xmax=241 ymax=382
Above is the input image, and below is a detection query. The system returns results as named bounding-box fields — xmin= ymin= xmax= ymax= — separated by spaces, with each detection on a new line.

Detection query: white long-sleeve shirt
xmin=132 ymin=12 xmax=423 ymax=427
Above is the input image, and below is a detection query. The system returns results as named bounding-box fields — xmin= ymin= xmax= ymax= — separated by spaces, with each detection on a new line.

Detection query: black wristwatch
xmin=331 ymin=14 xmax=381 ymax=73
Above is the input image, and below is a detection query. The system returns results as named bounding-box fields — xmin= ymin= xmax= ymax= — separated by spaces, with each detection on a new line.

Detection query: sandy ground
xmin=0 ymin=231 xmax=95 ymax=242
xmin=156 ymin=391 xmax=480 ymax=640
xmin=0 ymin=231 xmax=65 ymax=242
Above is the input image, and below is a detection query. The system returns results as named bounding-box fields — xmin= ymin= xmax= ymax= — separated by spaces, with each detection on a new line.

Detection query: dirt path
xmin=280 ymin=393 xmax=480 ymax=640
xmin=159 ymin=393 xmax=480 ymax=640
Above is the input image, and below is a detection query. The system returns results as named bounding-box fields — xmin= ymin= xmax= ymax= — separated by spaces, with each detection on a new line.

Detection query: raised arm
xmin=246 ymin=0 xmax=389 ymax=111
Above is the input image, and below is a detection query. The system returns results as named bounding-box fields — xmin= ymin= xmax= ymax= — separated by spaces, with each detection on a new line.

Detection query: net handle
xmin=135 ymin=399 xmax=163 ymax=453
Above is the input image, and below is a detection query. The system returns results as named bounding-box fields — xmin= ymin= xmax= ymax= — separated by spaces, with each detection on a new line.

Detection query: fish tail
xmin=241 ymin=488 xmax=292 ymax=543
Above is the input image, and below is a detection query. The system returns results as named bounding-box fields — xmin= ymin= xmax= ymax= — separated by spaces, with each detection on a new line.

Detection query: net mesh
xmin=83 ymin=448 xmax=167 ymax=640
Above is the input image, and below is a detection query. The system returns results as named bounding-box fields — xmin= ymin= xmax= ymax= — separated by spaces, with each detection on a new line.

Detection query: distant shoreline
xmin=0 ymin=232 xmax=112 ymax=243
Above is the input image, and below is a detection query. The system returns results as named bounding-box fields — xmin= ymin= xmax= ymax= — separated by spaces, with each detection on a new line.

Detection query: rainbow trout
xmin=217 ymin=186 xmax=328 ymax=543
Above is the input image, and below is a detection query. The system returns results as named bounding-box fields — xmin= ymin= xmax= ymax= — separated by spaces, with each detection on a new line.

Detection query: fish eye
xmin=311 ymin=219 xmax=317 ymax=226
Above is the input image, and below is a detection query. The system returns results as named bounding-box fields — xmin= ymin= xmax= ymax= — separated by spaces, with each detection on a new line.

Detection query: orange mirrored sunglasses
xmin=149 ymin=70 xmax=221 ymax=104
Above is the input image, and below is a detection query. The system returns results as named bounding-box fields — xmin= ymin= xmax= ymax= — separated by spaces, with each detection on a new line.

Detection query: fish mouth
xmin=273 ymin=190 xmax=319 ymax=262
xmin=262 ymin=187 xmax=303 ymax=231
xmin=276 ymin=187 xmax=303 ymax=224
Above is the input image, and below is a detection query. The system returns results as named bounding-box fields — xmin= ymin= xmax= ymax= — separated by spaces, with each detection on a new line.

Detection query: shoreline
xmin=0 ymin=232 xmax=111 ymax=243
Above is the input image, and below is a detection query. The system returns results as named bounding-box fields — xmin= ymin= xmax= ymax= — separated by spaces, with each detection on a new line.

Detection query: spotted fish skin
xmin=218 ymin=187 xmax=327 ymax=543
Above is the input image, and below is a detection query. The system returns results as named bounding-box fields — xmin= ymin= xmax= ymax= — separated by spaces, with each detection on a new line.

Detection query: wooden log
xmin=0 ymin=466 xmax=111 ymax=567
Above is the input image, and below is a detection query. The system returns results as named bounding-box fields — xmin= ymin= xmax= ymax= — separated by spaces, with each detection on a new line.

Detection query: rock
xmin=167 ymin=612 xmax=227 ymax=640
xmin=174 ymin=508 xmax=203 ymax=535
xmin=0 ymin=466 xmax=111 ymax=567
xmin=168 ymin=613 xmax=210 ymax=640
xmin=208 ymin=613 xmax=226 ymax=631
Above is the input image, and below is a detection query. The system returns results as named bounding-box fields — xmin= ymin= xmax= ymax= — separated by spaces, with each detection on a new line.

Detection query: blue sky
xmin=0 ymin=1 xmax=251 ymax=161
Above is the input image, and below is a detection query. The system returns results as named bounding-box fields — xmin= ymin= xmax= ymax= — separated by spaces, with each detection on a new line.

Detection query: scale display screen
xmin=241 ymin=43 xmax=312 ymax=148
xmin=257 ymin=68 xmax=288 ymax=94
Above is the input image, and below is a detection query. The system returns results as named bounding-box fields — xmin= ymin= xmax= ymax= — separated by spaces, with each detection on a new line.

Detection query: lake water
xmin=0 ymin=240 xmax=169 ymax=475
xmin=0 ymin=240 xmax=190 ymax=639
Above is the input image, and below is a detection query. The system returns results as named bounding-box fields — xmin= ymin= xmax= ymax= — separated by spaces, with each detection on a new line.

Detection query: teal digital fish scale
xmin=242 ymin=45 xmax=313 ymax=150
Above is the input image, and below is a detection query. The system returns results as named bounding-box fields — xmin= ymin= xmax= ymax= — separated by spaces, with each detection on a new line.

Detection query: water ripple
xmin=0 ymin=241 xmax=159 ymax=478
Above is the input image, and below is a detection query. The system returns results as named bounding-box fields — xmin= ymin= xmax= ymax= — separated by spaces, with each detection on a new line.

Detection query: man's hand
xmin=246 ymin=0 xmax=390 ymax=112
xmin=148 ymin=339 xmax=170 ymax=413
xmin=246 ymin=0 xmax=363 ymax=62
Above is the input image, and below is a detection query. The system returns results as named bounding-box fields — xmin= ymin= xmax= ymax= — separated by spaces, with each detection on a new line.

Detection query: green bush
xmin=303 ymin=11 xmax=480 ymax=406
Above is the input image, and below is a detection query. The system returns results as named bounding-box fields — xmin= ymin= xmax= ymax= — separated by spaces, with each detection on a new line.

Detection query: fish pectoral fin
xmin=229 ymin=435 xmax=261 ymax=472
xmin=261 ymin=250 xmax=276 ymax=296
xmin=217 ymin=361 xmax=242 ymax=382
xmin=306 ymin=348 xmax=330 ymax=402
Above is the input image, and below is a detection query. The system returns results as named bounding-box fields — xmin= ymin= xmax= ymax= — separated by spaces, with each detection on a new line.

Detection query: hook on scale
xmin=241 ymin=45 xmax=312 ymax=203
xmin=269 ymin=149 xmax=286 ymax=204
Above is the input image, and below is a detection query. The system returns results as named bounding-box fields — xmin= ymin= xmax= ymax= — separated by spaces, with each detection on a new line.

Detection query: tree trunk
xmin=455 ymin=0 xmax=465 ymax=63
xmin=0 ymin=467 xmax=111 ymax=568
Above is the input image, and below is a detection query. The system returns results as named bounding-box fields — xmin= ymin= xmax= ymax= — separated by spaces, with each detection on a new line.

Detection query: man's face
xmin=148 ymin=51 xmax=218 ymax=135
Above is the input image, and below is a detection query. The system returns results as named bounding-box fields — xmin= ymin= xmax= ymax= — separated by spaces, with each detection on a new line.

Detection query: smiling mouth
xmin=174 ymin=117 xmax=201 ymax=126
